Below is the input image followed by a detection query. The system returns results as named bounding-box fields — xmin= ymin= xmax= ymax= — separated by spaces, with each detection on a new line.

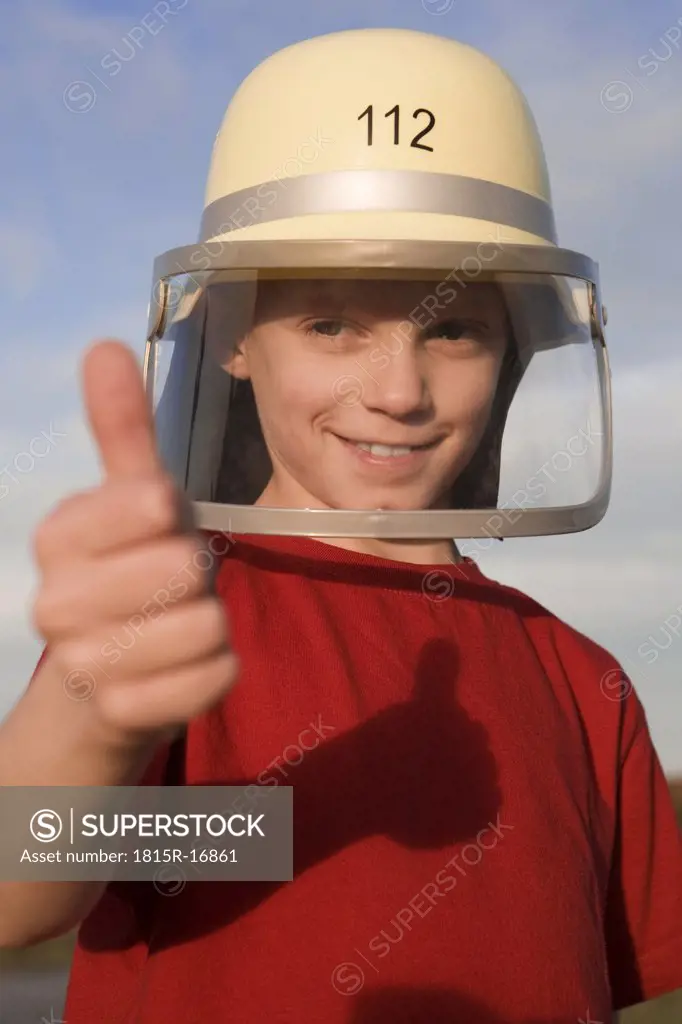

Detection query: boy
xmin=1 ymin=27 xmax=681 ymax=1024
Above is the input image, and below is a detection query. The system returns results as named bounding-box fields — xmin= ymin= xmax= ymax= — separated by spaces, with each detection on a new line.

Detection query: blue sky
xmin=1 ymin=0 xmax=682 ymax=773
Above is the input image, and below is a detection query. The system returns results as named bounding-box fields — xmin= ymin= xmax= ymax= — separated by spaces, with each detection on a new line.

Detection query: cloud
xmin=0 ymin=221 xmax=57 ymax=300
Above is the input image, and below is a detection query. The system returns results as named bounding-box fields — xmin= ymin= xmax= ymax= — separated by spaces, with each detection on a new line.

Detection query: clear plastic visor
xmin=146 ymin=268 xmax=609 ymax=537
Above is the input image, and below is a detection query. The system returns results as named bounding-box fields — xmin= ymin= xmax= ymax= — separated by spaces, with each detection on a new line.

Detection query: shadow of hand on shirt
xmin=84 ymin=637 xmax=501 ymax=952
xmin=293 ymin=636 xmax=501 ymax=856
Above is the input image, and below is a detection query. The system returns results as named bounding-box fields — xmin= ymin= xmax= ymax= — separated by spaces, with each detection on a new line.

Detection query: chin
xmin=322 ymin=489 xmax=437 ymax=513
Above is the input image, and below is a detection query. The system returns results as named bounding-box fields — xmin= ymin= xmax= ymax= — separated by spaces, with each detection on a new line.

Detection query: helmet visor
xmin=146 ymin=266 xmax=609 ymax=538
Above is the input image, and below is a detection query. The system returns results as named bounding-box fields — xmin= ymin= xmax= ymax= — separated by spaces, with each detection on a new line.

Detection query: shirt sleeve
xmin=604 ymin=691 xmax=682 ymax=1010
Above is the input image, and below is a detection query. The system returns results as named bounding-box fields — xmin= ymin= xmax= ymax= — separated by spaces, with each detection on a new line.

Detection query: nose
xmin=362 ymin=328 xmax=432 ymax=419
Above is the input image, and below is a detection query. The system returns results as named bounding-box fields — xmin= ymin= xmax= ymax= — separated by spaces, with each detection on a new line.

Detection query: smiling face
xmin=225 ymin=276 xmax=510 ymax=512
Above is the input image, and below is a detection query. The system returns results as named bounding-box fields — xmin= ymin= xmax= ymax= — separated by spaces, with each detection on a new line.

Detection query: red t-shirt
xmin=60 ymin=533 xmax=682 ymax=1023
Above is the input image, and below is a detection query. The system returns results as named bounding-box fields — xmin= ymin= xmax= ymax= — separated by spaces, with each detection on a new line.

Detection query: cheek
xmin=249 ymin=354 xmax=334 ymax=432
xmin=438 ymin=357 xmax=503 ymax=427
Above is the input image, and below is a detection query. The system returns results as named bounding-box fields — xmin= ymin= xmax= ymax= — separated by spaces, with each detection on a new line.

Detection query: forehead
xmin=252 ymin=276 xmax=507 ymax=322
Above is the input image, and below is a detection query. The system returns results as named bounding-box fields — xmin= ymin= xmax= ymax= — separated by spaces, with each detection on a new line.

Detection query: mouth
xmin=334 ymin=434 xmax=442 ymax=465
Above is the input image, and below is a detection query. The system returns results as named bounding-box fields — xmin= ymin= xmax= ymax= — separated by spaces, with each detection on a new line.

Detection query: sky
xmin=1 ymin=0 xmax=681 ymax=773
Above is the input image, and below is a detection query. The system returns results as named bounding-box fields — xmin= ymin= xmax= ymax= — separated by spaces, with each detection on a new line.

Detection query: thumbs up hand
xmin=32 ymin=341 xmax=239 ymax=744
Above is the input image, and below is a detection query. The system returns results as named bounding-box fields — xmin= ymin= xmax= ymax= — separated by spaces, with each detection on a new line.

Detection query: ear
xmin=222 ymin=335 xmax=251 ymax=380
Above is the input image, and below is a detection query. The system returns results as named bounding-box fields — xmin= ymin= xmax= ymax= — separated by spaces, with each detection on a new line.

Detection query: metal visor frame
xmin=144 ymin=239 xmax=611 ymax=539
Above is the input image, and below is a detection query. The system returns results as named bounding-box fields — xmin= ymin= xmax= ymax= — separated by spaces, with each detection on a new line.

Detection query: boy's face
xmin=226 ymin=277 xmax=509 ymax=511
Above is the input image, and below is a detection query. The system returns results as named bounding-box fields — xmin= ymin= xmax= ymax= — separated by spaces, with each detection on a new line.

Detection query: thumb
xmin=82 ymin=340 xmax=163 ymax=480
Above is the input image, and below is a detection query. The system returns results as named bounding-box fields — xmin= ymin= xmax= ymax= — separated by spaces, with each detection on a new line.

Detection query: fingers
xmin=83 ymin=340 xmax=163 ymax=482
xmin=93 ymin=652 xmax=240 ymax=733
xmin=33 ymin=535 xmax=213 ymax=636
xmin=49 ymin=597 xmax=229 ymax=683
xmin=33 ymin=477 xmax=185 ymax=569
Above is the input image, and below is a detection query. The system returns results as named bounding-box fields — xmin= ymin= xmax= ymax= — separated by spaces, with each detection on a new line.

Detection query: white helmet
xmin=145 ymin=28 xmax=610 ymax=539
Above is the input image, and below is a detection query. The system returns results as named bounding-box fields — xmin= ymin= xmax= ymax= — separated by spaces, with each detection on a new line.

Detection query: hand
xmin=32 ymin=340 xmax=239 ymax=743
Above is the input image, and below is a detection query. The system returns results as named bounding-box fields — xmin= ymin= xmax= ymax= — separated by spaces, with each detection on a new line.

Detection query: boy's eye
xmin=425 ymin=318 xmax=485 ymax=342
xmin=308 ymin=319 xmax=347 ymax=338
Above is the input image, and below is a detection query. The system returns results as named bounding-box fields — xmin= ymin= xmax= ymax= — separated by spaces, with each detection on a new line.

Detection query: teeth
xmin=356 ymin=443 xmax=415 ymax=457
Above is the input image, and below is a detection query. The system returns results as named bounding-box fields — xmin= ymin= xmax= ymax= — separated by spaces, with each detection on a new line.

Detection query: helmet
xmin=145 ymin=28 xmax=611 ymax=539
